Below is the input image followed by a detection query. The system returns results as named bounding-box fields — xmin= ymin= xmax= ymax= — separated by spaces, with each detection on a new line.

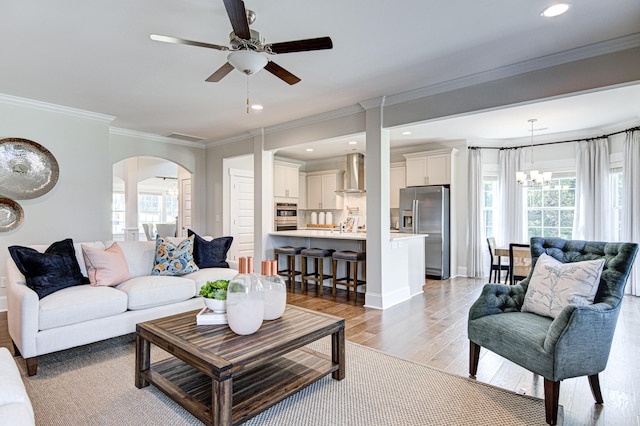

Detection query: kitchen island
xmin=268 ymin=230 xmax=427 ymax=308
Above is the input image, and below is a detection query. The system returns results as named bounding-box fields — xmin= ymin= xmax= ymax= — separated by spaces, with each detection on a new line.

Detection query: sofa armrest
xmin=544 ymin=302 xmax=619 ymax=359
xmin=5 ymin=259 xmax=39 ymax=358
xmin=469 ymin=283 xmax=526 ymax=321
xmin=0 ymin=347 xmax=35 ymax=425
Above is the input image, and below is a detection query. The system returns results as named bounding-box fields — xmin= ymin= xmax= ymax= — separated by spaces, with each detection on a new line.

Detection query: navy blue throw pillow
xmin=8 ymin=238 xmax=89 ymax=299
xmin=187 ymin=229 xmax=233 ymax=268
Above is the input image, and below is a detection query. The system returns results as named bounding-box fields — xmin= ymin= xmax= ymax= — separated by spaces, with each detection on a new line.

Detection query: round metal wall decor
xmin=0 ymin=198 xmax=24 ymax=232
xmin=0 ymin=138 xmax=59 ymax=199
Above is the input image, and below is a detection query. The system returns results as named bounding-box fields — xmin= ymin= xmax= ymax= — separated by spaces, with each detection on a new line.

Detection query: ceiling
xmin=2 ymin=1 xmax=640 ymax=154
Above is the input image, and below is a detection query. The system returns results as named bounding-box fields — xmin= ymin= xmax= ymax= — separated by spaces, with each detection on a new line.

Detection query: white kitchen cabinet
xmin=306 ymin=170 xmax=344 ymax=210
xmin=298 ymin=172 xmax=307 ymax=209
xmin=403 ymin=148 xmax=458 ymax=186
xmin=390 ymin=162 xmax=406 ymax=208
xmin=273 ymin=161 xmax=300 ymax=199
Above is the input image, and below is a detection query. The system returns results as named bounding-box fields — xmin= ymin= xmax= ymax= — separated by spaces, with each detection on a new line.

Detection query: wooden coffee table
xmin=135 ymin=305 xmax=345 ymax=426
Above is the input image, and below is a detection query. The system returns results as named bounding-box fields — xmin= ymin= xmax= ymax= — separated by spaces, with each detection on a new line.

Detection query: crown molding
xmin=109 ymin=127 xmax=205 ymax=148
xmin=205 ymin=132 xmax=253 ymax=148
xmin=206 ymin=104 xmax=365 ymax=148
xmin=0 ymin=93 xmax=115 ymax=123
xmin=264 ymin=104 xmax=364 ymax=135
xmin=359 ymin=96 xmax=387 ymax=110
xmin=384 ymin=33 xmax=640 ymax=107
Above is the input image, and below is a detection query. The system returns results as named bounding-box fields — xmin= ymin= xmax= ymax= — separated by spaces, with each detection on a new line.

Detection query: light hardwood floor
xmin=2 ymin=276 xmax=638 ymax=425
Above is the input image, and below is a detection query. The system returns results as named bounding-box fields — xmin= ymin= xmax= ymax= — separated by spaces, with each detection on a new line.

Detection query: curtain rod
xmin=468 ymin=125 xmax=640 ymax=150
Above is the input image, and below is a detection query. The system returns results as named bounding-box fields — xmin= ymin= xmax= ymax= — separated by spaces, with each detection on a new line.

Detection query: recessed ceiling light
xmin=348 ymin=141 xmax=358 ymax=145
xmin=541 ymin=3 xmax=570 ymax=17
xmin=402 ymin=131 xmax=412 ymax=136
xmin=305 ymin=148 xmax=314 ymax=152
xmin=251 ymin=104 xmax=263 ymax=110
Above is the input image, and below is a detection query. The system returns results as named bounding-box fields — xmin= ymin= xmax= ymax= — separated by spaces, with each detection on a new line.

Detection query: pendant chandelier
xmin=516 ymin=119 xmax=552 ymax=186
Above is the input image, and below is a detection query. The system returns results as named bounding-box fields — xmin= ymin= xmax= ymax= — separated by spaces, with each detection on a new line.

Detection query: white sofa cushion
xmin=113 ymin=241 xmax=156 ymax=278
xmin=39 ymin=285 xmax=128 ymax=331
xmin=184 ymin=268 xmax=239 ymax=293
xmin=116 ymin=276 xmax=196 ymax=310
xmin=0 ymin=347 xmax=34 ymax=425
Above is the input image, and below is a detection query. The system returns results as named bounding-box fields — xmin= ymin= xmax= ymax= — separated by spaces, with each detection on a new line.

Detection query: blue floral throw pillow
xmin=151 ymin=235 xmax=199 ymax=276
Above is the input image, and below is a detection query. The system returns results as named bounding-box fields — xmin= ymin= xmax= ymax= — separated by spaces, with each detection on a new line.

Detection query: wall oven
xmin=275 ymin=202 xmax=298 ymax=231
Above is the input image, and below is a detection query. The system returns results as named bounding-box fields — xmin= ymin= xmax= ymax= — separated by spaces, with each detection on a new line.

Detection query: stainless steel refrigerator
xmin=399 ymin=185 xmax=450 ymax=279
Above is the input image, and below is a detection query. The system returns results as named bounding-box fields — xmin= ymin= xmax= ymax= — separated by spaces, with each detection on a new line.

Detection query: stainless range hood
xmin=337 ymin=153 xmax=365 ymax=193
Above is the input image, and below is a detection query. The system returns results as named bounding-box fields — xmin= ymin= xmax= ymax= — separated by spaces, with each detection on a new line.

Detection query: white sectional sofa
xmin=6 ymin=238 xmax=238 ymax=376
xmin=0 ymin=347 xmax=34 ymax=425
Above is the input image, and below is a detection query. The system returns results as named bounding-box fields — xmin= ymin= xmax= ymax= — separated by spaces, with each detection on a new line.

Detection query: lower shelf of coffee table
xmin=146 ymin=346 xmax=338 ymax=425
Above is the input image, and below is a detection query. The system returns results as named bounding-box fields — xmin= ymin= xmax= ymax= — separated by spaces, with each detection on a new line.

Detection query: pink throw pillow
xmin=82 ymin=242 xmax=130 ymax=286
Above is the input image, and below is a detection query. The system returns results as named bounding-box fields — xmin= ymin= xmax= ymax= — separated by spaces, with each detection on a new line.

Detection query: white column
xmin=124 ymin=157 xmax=139 ymax=241
xmin=253 ymin=128 xmax=274 ymax=265
xmin=361 ymin=97 xmax=411 ymax=309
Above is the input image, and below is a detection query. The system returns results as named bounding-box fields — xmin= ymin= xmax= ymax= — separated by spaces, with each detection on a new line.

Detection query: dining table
xmin=495 ymin=244 xmax=531 ymax=285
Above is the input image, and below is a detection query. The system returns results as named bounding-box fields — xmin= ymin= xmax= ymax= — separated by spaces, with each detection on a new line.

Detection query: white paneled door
xmin=178 ymin=177 xmax=191 ymax=237
xmin=229 ymin=170 xmax=254 ymax=262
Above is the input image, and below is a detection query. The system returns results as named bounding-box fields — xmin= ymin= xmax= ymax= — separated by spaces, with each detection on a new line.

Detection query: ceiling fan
xmin=150 ymin=0 xmax=333 ymax=85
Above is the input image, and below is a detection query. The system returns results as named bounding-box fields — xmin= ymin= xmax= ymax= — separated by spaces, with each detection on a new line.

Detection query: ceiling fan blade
xmin=150 ymin=34 xmax=229 ymax=51
xmin=222 ymin=0 xmax=250 ymax=40
xmin=266 ymin=37 xmax=333 ymax=54
xmin=264 ymin=61 xmax=301 ymax=85
xmin=205 ymin=62 xmax=235 ymax=82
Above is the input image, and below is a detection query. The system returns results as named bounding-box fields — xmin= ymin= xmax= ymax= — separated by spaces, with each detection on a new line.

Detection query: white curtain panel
xmin=466 ymin=148 xmax=484 ymax=278
xmin=572 ymin=138 xmax=611 ymax=240
xmin=622 ymin=129 xmax=640 ymax=296
xmin=498 ymin=148 xmax=525 ymax=245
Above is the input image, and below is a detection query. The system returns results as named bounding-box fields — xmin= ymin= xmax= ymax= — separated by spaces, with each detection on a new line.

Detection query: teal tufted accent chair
xmin=468 ymin=237 xmax=638 ymax=425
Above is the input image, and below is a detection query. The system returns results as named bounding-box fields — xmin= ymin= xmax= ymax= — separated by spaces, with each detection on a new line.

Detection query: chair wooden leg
xmin=469 ymin=341 xmax=480 ymax=377
xmin=588 ymin=374 xmax=604 ymax=404
xmin=26 ymin=357 xmax=38 ymax=376
xmin=352 ymin=261 xmax=359 ymax=301
xmin=543 ymin=379 xmax=560 ymax=425
xmin=301 ymin=256 xmax=307 ymax=291
xmin=317 ymin=258 xmax=324 ymax=294
xmin=331 ymin=259 xmax=337 ymax=297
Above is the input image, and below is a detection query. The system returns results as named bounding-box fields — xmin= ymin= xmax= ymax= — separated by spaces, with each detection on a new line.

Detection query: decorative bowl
xmin=203 ymin=298 xmax=226 ymax=313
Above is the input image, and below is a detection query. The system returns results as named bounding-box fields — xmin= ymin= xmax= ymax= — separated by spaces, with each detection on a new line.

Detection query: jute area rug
xmin=18 ymin=334 xmax=560 ymax=425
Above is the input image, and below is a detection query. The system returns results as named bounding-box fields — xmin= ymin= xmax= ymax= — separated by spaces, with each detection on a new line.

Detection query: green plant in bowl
xmin=199 ymin=279 xmax=229 ymax=300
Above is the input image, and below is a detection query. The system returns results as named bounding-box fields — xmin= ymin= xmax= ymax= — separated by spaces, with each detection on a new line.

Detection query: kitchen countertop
xmin=269 ymin=230 xmax=427 ymax=240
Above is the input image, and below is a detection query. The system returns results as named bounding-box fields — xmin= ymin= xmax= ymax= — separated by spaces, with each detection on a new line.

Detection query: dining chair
xmin=142 ymin=223 xmax=155 ymax=241
xmin=155 ymin=223 xmax=176 ymax=238
xmin=487 ymin=237 xmax=509 ymax=283
xmin=509 ymin=243 xmax=531 ymax=285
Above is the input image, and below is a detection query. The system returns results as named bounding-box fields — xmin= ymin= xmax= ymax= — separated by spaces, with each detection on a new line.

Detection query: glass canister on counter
xmin=261 ymin=259 xmax=287 ymax=320
xmin=226 ymin=257 xmax=264 ymax=335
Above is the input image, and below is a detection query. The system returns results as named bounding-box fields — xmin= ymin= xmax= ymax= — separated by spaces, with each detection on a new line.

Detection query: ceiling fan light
xmin=227 ymin=51 xmax=268 ymax=75
xmin=541 ymin=3 xmax=570 ymax=17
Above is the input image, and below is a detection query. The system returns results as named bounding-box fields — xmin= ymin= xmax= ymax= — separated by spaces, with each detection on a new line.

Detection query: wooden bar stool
xmin=332 ymin=250 xmax=366 ymax=301
xmin=300 ymin=248 xmax=335 ymax=294
xmin=274 ymin=246 xmax=304 ymax=289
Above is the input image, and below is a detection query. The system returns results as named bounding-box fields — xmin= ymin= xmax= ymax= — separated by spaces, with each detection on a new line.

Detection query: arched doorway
xmin=112 ymin=156 xmax=191 ymax=241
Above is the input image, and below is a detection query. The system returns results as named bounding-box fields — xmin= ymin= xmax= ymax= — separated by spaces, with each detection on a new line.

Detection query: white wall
xmin=0 ymin=97 xmax=113 ymax=308
xmin=0 ymin=97 xmax=210 ymax=311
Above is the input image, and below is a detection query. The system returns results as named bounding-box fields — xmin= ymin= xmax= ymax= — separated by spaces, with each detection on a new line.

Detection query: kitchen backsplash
xmin=299 ymin=193 xmax=367 ymax=228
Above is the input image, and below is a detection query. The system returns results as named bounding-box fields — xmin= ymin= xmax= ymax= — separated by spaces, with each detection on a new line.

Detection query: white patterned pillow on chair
xmin=151 ymin=235 xmax=199 ymax=276
xmin=521 ymin=253 xmax=605 ymax=319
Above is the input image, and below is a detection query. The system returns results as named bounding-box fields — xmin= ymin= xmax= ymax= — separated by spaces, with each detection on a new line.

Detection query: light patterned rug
xmin=17 ymin=334 xmax=560 ymax=425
